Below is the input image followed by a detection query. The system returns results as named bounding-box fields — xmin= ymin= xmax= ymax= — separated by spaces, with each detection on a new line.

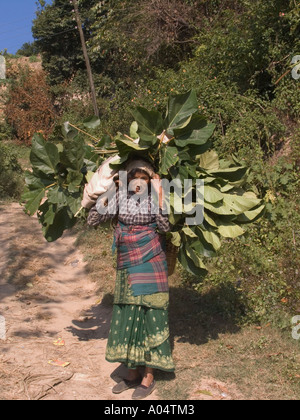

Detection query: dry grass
xmin=159 ymin=323 xmax=300 ymax=400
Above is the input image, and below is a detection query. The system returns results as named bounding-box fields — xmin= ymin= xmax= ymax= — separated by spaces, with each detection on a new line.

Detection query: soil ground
xmin=0 ymin=202 xmax=156 ymax=400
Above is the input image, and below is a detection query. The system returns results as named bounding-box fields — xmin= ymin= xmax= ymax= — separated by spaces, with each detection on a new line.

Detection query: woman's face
xmin=128 ymin=171 xmax=150 ymax=195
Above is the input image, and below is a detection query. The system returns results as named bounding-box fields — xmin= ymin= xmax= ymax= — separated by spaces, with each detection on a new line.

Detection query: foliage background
xmin=0 ymin=0 xmax=299 ymax=328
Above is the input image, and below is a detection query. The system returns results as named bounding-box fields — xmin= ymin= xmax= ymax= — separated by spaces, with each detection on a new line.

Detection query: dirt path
xmin=0 ymin=202 xmax=158 ymax=400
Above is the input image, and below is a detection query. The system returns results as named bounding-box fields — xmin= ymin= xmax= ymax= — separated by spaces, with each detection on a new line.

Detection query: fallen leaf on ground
xmin=53 ymin=338 xmax=65 ymax=347
xmin=48 ymin=360 xmax=70 ymax=368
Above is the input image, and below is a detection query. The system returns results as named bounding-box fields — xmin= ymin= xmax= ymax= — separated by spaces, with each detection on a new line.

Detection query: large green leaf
xmin=204 ymin=185 xmax=224 ymax=204
xmin=47 ymin=186 xmax=69 ymax=209
xmin=203 ymin=211 xmax=218 ymax=228
xmin=186 ymin=245 xmax=207 ymax=271
xmin=83 ymin=116 xmax=101 ymax=129
xmin=30 ymin=134 xmax=60 ymax=175
xmin=190 ymin=238 xmax=217 ymax=258
xmin=38 ymin=201 xmax=56 ymax=229
xmin=186 ymin=224 xmax=218 ymax=257
xmin=197 ymin=226 xmax=221 ymax=251
xmin=174 ymin=114 xmax=216 ymax=146
xmin=204 ymin=200 xmax=238 ymax=216
xmin=199 ymin=150 xmax=220 ymax=171
xmin=178 ymin=244 xmax=207 ymax=277
xmin=169 ymin=231 xmax=181 ymax=247
xmin=217 ymin=222 xmax=245 ymax=238
xmin=165 ymin=90 xmax=198 ymax=133
xmin=60 ymin=138 xmax=85 ymax=171
xmin=130 ymin=121 xmax=139 ymax=140
xmin=38 ymin=194 xmax=80 ymax=242
xmin=235 ymin=204 xmax=266 ymax=224
xmin=97 ymin=134 xmax=113 ymax=150
xmin=160 ymin=146 xmax=179 ymax=175
xmin=41 ymin=207 xmax=77 ymax=242
xmin=182 ymin=226 xmax=198 ymax=238
xmin=67 ymin=194 xmax=82 ymax=216
xmin=223 ymin=193 xmax=262 ymax=215
xmin=208 ymin=166 xmax=248 ymax=182
xmin=24 ymin=170 xmax=54 ymax=190
xmin=22 ymin=170 xmax=55 ymax=216
xmin=22 ymin=188 xmax=46 ymax=216
xmin=115 ymin=137 xmax=149 ymax=156
xmin=131 ymin=107 xmax=164 ymax=145
xmin=66 ymin=170 xmax=84 ymax=193
xmin=62 ymin=122 xmax=79 ymax=140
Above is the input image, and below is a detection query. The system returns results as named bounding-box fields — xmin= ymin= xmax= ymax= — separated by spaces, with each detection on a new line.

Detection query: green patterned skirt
xmin=105 ymin=269 xmax=175 ymax=372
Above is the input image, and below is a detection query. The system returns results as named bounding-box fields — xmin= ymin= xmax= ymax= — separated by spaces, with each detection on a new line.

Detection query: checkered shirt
xmin=88 ymin=191 xmax=170 ymax=232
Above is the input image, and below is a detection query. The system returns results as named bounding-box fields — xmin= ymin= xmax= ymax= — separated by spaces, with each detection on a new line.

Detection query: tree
xmin=16 ymin=42 xmax=39 ymax=57
xmin=88 ymin=0 xmax=199 ymax=78
xmin=32 ymin=0 xmax=98 ymax=85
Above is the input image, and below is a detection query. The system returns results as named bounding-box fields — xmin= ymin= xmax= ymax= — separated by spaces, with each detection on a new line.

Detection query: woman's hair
xmin=128 ymin=168 xmax=151 ymax=180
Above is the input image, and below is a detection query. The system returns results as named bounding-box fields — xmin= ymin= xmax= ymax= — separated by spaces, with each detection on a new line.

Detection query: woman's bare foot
xmin=141 ymin=368 xmax=154 ymax=388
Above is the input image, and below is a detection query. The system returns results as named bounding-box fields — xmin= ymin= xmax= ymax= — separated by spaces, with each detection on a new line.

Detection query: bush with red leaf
xmin=5 ymin=60 xmax=56 ymax=145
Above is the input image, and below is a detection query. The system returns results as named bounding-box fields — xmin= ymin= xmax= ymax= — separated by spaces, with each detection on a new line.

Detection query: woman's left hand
xmin=151 ymin=174 xmax=165 ymax=209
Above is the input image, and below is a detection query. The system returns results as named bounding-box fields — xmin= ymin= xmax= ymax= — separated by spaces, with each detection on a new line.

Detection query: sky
xmin=0 ymin=0 xmax=51 ymax=54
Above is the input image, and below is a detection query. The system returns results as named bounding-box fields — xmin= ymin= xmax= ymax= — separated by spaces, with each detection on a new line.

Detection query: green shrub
xmin=0 ymin=121 xmax=14 ymax=141
xmin=0 ymin=143 xmax=24 ymax=200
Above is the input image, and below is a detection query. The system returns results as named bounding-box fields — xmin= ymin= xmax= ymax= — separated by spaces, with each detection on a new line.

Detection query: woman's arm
xmin=87 ymin=205 xmax=104 ymax=226
xmin=151 ymin=174 xmax=171 ymax=233
xmin=156 ymin=209 xmax=171 ymax=232
xmin=87 ymin=190 xmax=119 ymax=227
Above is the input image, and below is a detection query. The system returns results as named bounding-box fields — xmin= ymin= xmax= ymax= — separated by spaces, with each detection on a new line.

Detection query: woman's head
xmin=125 ymin=158 xmax=155 ymax=179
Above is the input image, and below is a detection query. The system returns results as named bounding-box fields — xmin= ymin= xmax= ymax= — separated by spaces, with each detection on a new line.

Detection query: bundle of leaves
xmin=111 ymin=90 xmax=265 ymax=276
xmin=22 ymin=90 xmax=265 ymax=277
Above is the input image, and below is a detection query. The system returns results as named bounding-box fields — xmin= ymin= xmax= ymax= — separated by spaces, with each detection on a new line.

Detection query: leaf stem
xmin=124 ymin=134 xmax=136 ymax=142
xmin=94 ymin=149 xmax=117 ymax=154
xmin=158 ymin=130 xmax=166 ymax=151
xmin=68 ymin=122 xmax=99 ymax=143
xmin=44 ymin=182 xmax=57 ymax=191
xmin=74 ymin=207 xmax=84 ymax=218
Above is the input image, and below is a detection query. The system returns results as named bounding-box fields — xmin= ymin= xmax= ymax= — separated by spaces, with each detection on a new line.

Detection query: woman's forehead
xmin=130 ymin=170 xmax=150 ymax=178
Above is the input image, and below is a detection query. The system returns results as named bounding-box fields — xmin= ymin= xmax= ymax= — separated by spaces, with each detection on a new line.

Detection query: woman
xmin=88 ymin=159 xmax=175 ymax=400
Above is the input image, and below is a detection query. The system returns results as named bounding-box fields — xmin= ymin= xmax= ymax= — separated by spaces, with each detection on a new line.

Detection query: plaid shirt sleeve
xmin=87 ymin=191 xmax=119 ymax=226
xmin=156 ymin=209 xmax=171 ymax=233
xmin=87 ymin=205 xmax=102 ymax=226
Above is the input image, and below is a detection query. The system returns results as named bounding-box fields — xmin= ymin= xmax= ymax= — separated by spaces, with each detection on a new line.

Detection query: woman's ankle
xmin=126 ymin=369 xmax=140 ymax=381
xmin=141 ymin=368 xmax=154 ymax=387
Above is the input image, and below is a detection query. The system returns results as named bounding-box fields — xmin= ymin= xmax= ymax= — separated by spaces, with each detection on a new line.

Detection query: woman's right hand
xmin=151 ymin=174 xmax=165 ymax=209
